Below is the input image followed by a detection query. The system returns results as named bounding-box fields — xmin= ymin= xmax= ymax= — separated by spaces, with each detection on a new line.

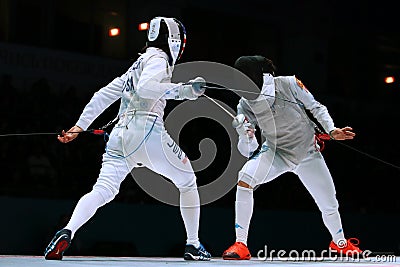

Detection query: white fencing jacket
xmin=76 ymin=48 xmax=184 ymax=131
xmin=237 ymin=74 xmax=335 ymax=165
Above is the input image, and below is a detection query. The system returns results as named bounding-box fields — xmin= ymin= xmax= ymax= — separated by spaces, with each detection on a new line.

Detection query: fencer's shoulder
xmin=272 ymin=75 xmax=294 ymax=88
xmin=138 ymin=48 xmax=172 ymax=76
xmin=135 ymin=50 xmax=170 ymax=74
xmin=274 ymin=75 xmax=295 ymax=82
xmin=291 ymin=75 xmax=309 ymax=92
xmin=275 ymin=75 xmax=308 ymax=89
xmin=143 ymin=47 xmax=169 ymax=62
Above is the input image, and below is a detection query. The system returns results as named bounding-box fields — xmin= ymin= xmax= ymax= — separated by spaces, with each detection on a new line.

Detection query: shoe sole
xmin=45 ymin=239 xmax=70 ymax=260
xmin=184 ymin=253 xmax=211 ymax=261
xmin=222 ymin=256 xmax=251 ymax=260
xmin=222 ymin=253 xmax=251 ymax=260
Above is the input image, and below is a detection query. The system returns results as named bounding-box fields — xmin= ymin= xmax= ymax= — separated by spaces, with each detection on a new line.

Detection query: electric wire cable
xmin=201 ymin=87 xmax=400 ymax=171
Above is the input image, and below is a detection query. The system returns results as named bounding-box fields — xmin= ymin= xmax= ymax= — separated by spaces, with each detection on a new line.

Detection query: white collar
xmin=146 ymin=47 xmax=165 ymax=54
xmin=260 ymin=73 xmax=275 ymax=98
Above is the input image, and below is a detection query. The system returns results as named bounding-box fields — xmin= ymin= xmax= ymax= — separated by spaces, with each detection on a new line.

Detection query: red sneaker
xmin=329 ymin=238 xmax=362 ymax=256
xmin=222 ymin=242 xmax=251 ymax=260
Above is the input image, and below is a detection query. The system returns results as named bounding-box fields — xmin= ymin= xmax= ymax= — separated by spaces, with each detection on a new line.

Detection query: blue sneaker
xmin=184 ymin=243 xmax=211 ymax=261
xmin=44 ymin=229 xmax=71 ymax=260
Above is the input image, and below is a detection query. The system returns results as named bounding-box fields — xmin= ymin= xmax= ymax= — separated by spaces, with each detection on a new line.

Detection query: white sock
xmin=65 ymin=190 xmax=107 ymax=239
xmin=180 ymin=189 xmax=200 ymax=248
xmin=322 ymin=211 xmax=345 ymax=244
xmin=235 ymin=186 xmax=254 ymax=246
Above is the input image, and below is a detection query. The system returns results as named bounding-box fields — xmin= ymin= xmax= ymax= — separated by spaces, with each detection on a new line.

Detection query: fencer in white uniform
xmin=44 ymin=17 xmax=211 ymax=261
xmin=223 ymin=55 xmax=362 ymax=260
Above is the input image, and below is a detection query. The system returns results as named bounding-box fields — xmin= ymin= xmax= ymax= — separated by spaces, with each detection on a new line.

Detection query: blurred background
xmin=0 ymin=0 xmax=399 ymax=258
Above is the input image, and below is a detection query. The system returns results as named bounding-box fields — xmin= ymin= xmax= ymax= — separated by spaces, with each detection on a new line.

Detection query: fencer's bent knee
xmin=176 ymin=174 xmax=197 ymax=193
xmin=93 ymin=184 xmax=118 ymax=204
xmin=238 ymin=180 xmax=253 ymax=189
xmin=238 ymin=172 xmax=259 ymax=188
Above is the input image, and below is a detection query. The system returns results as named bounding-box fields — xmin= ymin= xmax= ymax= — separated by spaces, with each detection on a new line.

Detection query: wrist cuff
xmin=329 ymin=129 xmax=335 ymax=140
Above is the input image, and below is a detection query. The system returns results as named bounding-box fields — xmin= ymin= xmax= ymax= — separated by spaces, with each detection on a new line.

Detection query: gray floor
xmin=1 ymin=256 xmax=400 ymax=267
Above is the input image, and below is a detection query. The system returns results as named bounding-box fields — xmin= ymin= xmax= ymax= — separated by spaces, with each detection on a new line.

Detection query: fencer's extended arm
xmin=290 ymin=76 xmax=335 ymax=133
xmin=75 ymin=75 xmax=126 ymax=130
xmin=235 ymin=105 xmax=259 ymax=157
xmin=136 ymin=57 xmax=203 ymax=100
xmin=136 ymin=56 xmax=182 ymax=99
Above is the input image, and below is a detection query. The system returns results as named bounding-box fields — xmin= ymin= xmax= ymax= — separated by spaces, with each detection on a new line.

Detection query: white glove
xmin=179 ymin=77 xmax=206 ymax=100
xmin=237 ymin=135 xmax=259 ymax=157
xmin=233 ymin=114 xmax=258 ymax=157
xmin=232 ymin=114 xmax=255 ymax=138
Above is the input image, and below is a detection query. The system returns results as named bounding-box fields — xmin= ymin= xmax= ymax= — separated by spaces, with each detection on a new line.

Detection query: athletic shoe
xmin=329 ymin=238 xmax=362 ymax=256
xmin=222 ymin=241 xmax=251 ymax=260
xmin=44 ymin=229 xmax=72 ymax=260
xmin=184 ymin=243 xmax=211 ymax=261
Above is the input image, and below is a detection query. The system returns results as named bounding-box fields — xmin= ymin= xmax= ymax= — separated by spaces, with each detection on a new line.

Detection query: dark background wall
xmin=0 ymin=0 xmax=399 ymax=257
